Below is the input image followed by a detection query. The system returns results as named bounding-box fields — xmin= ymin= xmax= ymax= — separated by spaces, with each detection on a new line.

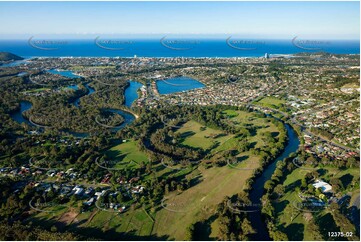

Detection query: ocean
xmin=0 ymin=38 xmax=359 ymax=58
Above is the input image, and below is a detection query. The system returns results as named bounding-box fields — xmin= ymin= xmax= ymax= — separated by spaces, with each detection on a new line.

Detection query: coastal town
xmin=0 ymin=52 xmax=359 ymax=240
xmin=0 ymin=0 xmax=360 ymax=240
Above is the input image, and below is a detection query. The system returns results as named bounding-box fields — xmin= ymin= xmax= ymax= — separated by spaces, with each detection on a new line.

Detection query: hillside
xmin=0 ymin=52 xmax=24 ymax=62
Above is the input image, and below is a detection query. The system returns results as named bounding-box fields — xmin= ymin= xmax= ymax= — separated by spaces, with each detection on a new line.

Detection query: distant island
xmin=0 ymin=52 xmax=24 ymax=62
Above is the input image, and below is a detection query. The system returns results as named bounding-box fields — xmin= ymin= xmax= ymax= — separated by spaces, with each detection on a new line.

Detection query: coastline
xmin=4 ymin=52 xmax=359 ymax=62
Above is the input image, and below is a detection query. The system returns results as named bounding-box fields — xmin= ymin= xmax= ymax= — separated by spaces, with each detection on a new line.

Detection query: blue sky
xmin=0 ymin=1 xmax=359 ymax=39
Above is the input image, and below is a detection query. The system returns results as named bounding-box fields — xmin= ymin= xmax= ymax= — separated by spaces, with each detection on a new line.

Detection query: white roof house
xmin=94 ymin=192 xmax=102 ymax=199
xmin=73 ymin=186 xmax=84 ymax=195
xmin=84 ymin=197 xmax=95 ymax=206
xmin=312 ymin=180 xmax=332 ymax=193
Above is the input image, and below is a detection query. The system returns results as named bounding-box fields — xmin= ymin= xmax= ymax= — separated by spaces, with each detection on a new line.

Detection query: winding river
xmin=72 ymin=82 xmax=136 ymax=132
xmin=249 ymin=123 xmax=300 ymax=240
xmin=101 ymin=109 xmax=136 ymax=131
xmin=9 ymin=70 xmax=300 ymax=241
xmin=10 ymin=76 xmax=140 ymax=136
xmin=124 ymin=81 xmax=143 ymax=107
xmin=73 ymin=83 xmax=95 ymax=108
xmin=11 ymin=87 xmax=300 ymax=239
xmin=9 ymin=100 xmax=89 ymax=138
xmin=10 ymin=101 xmax=33 ymax=126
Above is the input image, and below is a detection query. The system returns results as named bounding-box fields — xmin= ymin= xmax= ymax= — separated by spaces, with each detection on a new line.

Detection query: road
xmin=249 ymin=104 xmax=359 ymax=153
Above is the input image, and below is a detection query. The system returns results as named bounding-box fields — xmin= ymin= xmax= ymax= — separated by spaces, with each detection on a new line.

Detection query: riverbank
xmin=247 ymin=119 xmax=300 ymax=240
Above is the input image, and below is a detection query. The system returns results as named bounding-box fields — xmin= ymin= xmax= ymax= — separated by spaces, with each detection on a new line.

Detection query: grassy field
xmin=223 ymin=110 xmax=280 ymax=149
xmin=31 ymin=204 xmax=70 ymax=222
xmin=113 ymin=208 xmax=154 ymax=236
xmin=275 ymin=168 xmax=324 ymax=240
xmin=151 ymin=110 xmax=281 ymax=240
xmin=28 ymin=110 xmax=284 ymax=240
xmin=152 ymin=162 xmax=259 ymax=240
xmin=174 ymin=111 xmax=279 ymax=155
xmin=275 ymin=166 xmax=360 ymax=240
xmin=28 ymin=201 xmax=81 ymax=234
xmin=175 ymin=120 xmax=233 ymax=150
xmin=341 ymin=83 xmax=359 ymax=88
xmin=105 ymin=140 xmax=149 ymax=169
xmin=274 ymin=190 xmax=329 ymax=240
xmin=72 ymin=207 xmax=154 ymax=238
xmin=283 ymin=166 xmax=360 ymax=189
xmin=254 ymin=96 xmax=286 ymax=109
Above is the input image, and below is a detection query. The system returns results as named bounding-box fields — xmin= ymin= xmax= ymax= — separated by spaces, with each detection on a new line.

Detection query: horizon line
xmin=0 ymin=37 xmax=360 ymax=41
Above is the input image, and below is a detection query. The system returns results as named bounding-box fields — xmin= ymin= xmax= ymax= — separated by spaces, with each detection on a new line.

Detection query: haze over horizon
xmin=0 ymin=1 xmax=359 ymax=40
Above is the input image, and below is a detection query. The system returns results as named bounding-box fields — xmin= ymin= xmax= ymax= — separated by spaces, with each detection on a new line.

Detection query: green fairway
xmin=87 ymin=210 xmax=114 ymax=228
xmin=224 ymin=110 xmax=280 ymax=149
xmin=105 ymin=140 xmax=149 ymax=168
xmin=75 ymin=208 xmax=154 ymax=237
xmin=175 ymin=120 xmax=233 ymax=150
xmin=115 ymin=209 xmax=154 ymax=236
xmin=222 ymin=109 xmax=239 ymax=118
xmin=254 ymin=96 xmax=286 ymax=108
xmin=150 ymin=110 xmax=283 ymax=240
xmin=29 ymin=109 xmax=285 ymax=240
xmin=152 ymin=162 xmax=260 ymax=240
